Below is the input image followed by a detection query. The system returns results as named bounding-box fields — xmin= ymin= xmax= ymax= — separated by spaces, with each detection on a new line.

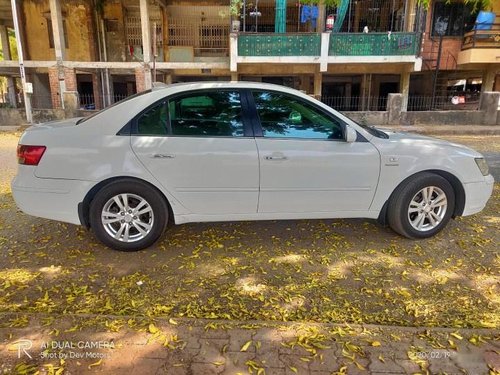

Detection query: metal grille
xmin=125 ymin=7 xmax=163 ymax=47
xmin=167 ymin=5 xmax=229 ymax=56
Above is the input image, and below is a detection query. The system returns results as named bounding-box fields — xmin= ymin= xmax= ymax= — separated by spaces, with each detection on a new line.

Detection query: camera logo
xmin=13 ymin=339 xmax=33 ymax=359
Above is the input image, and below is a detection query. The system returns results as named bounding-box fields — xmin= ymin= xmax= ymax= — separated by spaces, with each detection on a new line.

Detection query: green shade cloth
xmin=275 ymin=0 xmax=287 ymax=33
xmin=333 ymin=0 xmax=349 ymax=32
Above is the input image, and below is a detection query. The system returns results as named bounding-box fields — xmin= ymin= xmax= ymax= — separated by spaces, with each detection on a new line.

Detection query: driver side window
xmin=252 ymin=91 xmax=344 ymax=140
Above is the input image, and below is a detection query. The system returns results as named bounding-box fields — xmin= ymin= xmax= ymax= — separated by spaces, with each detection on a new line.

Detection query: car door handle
xmin=150 ymin=154 xmax=175 ymax=159
xmin=265 ymin=155 xmax=287 ymax=161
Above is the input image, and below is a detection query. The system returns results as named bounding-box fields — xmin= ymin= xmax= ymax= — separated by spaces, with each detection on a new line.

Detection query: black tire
xmin=387 ymin=172 xmax=455 ymax=239
xmin=89 ymin=179 xmax=168 ymax=251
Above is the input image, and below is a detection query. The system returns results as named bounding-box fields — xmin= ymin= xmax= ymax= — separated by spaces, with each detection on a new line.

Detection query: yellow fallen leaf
xmin=149 ymin=323 xmax=159 ymax=334
xmin=88 ymin=359 xmax=102 ymax=369
xmin=240 ymin=340 xmax=252 ymax=352
xmin=371 ymin=341 xmax=381 ymax=347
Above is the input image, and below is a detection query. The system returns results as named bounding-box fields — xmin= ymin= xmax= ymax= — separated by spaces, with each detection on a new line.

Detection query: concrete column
xmin=481 ymin=66 xmax=497 ymax=93
xmin=231 ymin=72 xmax=239 ymax=81
xmin=317 ymin=4 xmax=326 ymax=32
xmin=404 ymin=0 xmax=417 ymax=32
xmin=320 ymin=33 xmax=330 ymax=72
xmin=479 ymin=91 xmax=500 ymax=125
xmin=0 ymin=25 xmax=17 ymax=107
xmin=63 ymin=91 xmax=79 ymax=117
xmin=387 ymin=93 xmax=403 ymax=125
xmin=230 ymin=33 xmax=238 ymax=72
xmin=400 ymin=70 xmax=410 ymax=111
xmin=314 ymin=72 xmax=322 ymax=100
xmin=48 ymin=0 xmax=66 ymax=62
xmin=140 ymin=0 xmax=151 ymax=64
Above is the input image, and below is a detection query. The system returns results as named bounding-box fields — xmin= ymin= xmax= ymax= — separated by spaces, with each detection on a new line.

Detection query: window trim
xmin=430 ymin=1 xmax=475 ymax=38
xmin=247 ymin=89 xmax=350 ymax=142
xmin=129 ymin=89 xmax=253 ymax=138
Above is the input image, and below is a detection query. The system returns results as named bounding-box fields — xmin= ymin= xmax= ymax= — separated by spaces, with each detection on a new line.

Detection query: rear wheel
xmin=89 ymin=179 xmax=168 ymax=251
xmin=388 ymin=173 xmax=455 ymax=239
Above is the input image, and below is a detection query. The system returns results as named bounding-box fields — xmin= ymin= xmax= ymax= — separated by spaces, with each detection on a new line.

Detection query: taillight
xmin=17 ymin=145 xmax=46 ymax=166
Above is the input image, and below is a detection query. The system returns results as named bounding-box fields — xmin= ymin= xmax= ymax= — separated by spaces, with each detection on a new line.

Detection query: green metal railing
xmin=329 ymin=32 xmax=419 ymax=56
xmin=238 ymin=34 xmax=321 ymax=56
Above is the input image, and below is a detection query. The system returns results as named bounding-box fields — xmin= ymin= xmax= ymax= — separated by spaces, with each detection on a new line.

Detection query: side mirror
xmin=345 ymin=125 xmax=357 ymax=143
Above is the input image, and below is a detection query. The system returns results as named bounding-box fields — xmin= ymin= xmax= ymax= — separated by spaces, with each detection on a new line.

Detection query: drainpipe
xmin=10 ymin=0 xmax=32 ymax=123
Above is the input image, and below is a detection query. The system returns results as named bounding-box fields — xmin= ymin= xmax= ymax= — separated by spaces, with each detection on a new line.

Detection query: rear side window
xmin=137 ymin=101 xmax=168 ymax=135
xmin=169 ymin=91 xmax=244 ymax=137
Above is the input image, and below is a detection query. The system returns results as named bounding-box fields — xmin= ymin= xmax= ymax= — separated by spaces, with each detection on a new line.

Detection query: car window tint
xmin=137 ymin=101 xmax=168 ymax=135
xmin=169 ymin=91 xmax=244 ymax=137
xmin=252 ymin=91 xmax=344 ymax=140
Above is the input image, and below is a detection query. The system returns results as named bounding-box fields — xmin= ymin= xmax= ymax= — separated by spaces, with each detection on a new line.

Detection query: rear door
xmin=131 ymin=89 xmax=259 ymax=215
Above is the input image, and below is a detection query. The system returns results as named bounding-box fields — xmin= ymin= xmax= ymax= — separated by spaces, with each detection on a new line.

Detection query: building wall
xmin=22 ymin=0 xmax=94 ymax=61
xmin=420 ymin=1 xmax=463 ymax=71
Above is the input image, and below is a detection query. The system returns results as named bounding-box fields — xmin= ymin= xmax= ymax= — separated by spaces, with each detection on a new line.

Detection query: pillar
xmin=231 ymin=72 xmax=238 ymax=81
xmin=400 ymin=70 xmax=410 ymax=111
xmin=481 ymin=66 xmax=497 ymax=93
xmin=139 ymin=0 xmax=152 ymax=90
xmin=314 ymin=72 xmax=322 ymax=100
xmin=317 ymin=4 xmax=326 ymax=32
xmin=48 ymin=67 xmax=62 ymax=108
xmin=479 ymin=92 xmax=500 ymax=125
xmin=0 ymin=25 xmax=17 ymax=107
xmin=48 ymin=0 xmax=66 ymax=62
xmin=404 ymin=0 xmax=418 ymax=32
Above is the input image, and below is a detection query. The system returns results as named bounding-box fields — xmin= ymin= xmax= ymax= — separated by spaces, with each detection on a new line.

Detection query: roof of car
xmin=151 ymin=81 xmax=306 ymax=95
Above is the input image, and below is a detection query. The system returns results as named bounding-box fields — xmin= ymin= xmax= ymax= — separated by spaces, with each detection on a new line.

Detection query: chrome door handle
xmin=151 ymin=154 xmax=175 ymax=159
xmin=265 ymin=155 xmax=287 ymax=161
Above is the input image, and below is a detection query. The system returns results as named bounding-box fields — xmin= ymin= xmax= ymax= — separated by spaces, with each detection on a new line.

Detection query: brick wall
xmin=135 ymin=68 xmax=146 ymax=93
xmin=64 ymin=68 xmax=77 ymax=92
xmin=48 ymin=67 xmax=61 ymax=109
xmin=420 ymin=3 xmax=462 ymax=72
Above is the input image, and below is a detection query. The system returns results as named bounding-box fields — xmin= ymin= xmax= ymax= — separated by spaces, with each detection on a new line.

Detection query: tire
xmin=89 ymin=179 xmax=169 ymax=251
xmin=387 ymin=172 xmax=455 ymax=239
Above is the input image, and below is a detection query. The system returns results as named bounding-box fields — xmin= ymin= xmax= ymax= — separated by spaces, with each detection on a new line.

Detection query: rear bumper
xmin=462 ymin=174 xmax=495 ymax=216
xmin=11 ymin=166 xmax=94 ymax=225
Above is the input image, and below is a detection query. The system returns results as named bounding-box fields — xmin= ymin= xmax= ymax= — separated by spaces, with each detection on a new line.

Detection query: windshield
xmin=76 ymin=89 xmax=153 ymax=124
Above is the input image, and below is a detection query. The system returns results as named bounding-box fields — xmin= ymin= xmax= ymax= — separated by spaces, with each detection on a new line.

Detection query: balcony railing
xmin=329 ymin=32 xmax=419 ymax=56
xmin=237 ymin=33 xmax=321 ymax=56
xmin=462 ymin=24 xmax=500 ymax=50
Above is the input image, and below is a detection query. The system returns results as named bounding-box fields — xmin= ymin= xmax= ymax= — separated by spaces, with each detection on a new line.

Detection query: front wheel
xmin=388 ymin=173 xmax=455 ymax=239
xmin=89 ymin=179 xmax=168 ymax=251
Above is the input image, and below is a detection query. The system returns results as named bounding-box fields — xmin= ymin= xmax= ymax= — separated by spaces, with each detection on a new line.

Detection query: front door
xmin=250 ymin=90 xmax=380 ymax=214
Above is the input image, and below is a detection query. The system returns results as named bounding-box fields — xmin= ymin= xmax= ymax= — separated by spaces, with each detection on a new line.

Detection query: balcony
xmin=231 ymin=32 xmax=421 ymax=71
xmin=329 ymin=32 xmax=419 ymax=56
xmin=458 ymin=24 xmax=500 ymax=66
xmin=237 ymin=34 xmax=321 ymax=56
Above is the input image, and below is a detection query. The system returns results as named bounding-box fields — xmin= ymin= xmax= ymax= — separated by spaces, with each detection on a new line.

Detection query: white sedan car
xmin=12 ymin=82 xmax=494 ymax=251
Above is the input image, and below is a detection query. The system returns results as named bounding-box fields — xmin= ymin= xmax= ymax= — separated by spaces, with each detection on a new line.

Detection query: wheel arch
xmin=78 ymin=176 xmax=174 ymax=228
xmin=377 ymin=169 xmax=466 ymax=225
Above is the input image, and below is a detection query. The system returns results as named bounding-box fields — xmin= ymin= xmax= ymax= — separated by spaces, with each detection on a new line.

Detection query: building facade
xmin=0 ymin=0 xmax=498 ymax=116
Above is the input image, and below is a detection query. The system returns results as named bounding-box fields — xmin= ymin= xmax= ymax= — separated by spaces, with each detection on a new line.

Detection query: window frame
xmin=129 ymin=89 xmax=254 ymax=138
xmin=431 ymin=1 xmax=476 ymax=38
xmin=245 ymin=89 xmax=349 ymax=142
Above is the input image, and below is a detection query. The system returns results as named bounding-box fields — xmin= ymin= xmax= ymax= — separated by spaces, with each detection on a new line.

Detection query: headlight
xmin=475 ymin=158 xmax=489 ymax=176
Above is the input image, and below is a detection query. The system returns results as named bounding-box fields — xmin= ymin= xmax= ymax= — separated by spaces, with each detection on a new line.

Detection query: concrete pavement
xmin=1 ymin=315 xmax=499 ymax=374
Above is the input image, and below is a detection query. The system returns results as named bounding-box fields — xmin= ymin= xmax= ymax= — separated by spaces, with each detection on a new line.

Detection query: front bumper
xmin=462 ymin=174 xmax=495 ymax=216
xmin=11 ymin=166 xmax=94 ymax=225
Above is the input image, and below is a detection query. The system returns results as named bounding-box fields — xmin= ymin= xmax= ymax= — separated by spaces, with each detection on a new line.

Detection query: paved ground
xmin=0 ymin=131 xmax=498 ymax=374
